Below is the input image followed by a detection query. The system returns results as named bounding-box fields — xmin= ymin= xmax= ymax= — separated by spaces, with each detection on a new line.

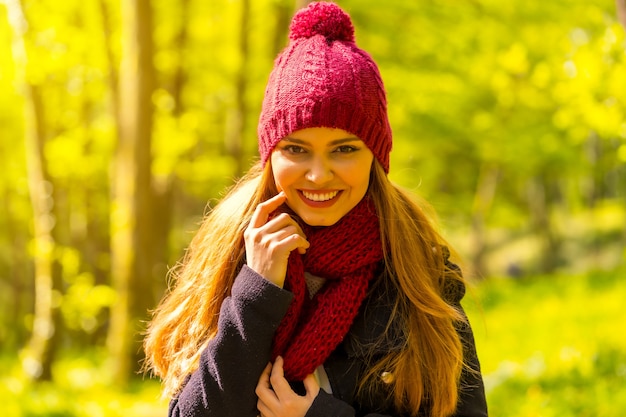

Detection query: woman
xmin=144 ymin=2 xmax=488 ymax=417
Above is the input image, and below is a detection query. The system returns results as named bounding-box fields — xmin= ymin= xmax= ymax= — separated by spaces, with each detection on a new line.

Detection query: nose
xmin=305 ymin=154 xmax=334 ymax=184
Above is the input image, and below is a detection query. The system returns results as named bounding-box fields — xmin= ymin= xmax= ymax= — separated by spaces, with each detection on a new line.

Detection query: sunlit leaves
xmin=63 ymin=273 xmax=115 ymax=334
xmin=464 ymin=270 xmax=626 ymax=416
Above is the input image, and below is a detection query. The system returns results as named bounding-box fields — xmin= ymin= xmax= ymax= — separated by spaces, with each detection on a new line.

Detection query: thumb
xmin=303 ymin=373 xmax=320 ymax=399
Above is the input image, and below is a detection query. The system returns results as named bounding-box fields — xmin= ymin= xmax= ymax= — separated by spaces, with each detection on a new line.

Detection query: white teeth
xmin=302 ymin=190 xmax=339 ymax=202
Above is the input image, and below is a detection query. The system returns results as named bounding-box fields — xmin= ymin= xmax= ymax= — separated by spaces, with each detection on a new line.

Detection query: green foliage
xmin=370 ymin=0 xmax=626 ymax=218
xmin=464 ymin=268 xmax=626 ymax=416
xmin=61 ymin=273 xmax=115 ymax=334
xmin=1 ymin=352 xmax=165 ymax=417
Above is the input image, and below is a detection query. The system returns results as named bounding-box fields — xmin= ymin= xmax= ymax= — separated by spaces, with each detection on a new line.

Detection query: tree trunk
xmin=526 ymin=175 xmax=562 ymax=274
xmin=77 ymin=12 xmax=111 ymax=342
xmin=170 ymin=0 xmax=190 ymax=118
xmin=617 ymin=0 xmax=626 ymax=254
xmin=470 ymin=163 xmax=499 ymax=278
xmin=22 ymin=85 xmax=63 ymax=380
xmin=583 ymin=131 xmax=604 ymax=207
xmin=149 ymin=0 xmax=193 ymax=302
xmin=617 ymin=0 xmax=626 ymax=29
xmin=129 ymin=0 xmax=156 ymax=368
xmin=225 ymin=0 xmax=251 ymax=177
xmin=107 ymin=0 xmax=155 ymax=385
xmin=1 ymin=137 xmax=32 ymax=349
xmin=5 ymin=0 xmax=64 ymax=382
xmin=99 ymin=0 xmax=122 ymax=138
xmin=271 ymin=1 xmax=293 ymax=57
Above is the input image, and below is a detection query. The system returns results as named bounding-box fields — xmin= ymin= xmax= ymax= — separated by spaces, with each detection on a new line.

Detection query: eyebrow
xmin=282 ymin=136 xmax=361 ymax=146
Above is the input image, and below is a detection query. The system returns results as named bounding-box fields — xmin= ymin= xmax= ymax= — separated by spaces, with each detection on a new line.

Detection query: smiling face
xmin=270 ymin=127 xmax=374 ymax=226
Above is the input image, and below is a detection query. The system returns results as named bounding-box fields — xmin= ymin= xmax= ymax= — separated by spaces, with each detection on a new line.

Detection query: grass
xmin=0 ymin=353 xmax=167 ymax=417
xmin=463 ymin=268 xmax=626 ymax=416
xmin=2 ymin=268 xmax=625 ymax=416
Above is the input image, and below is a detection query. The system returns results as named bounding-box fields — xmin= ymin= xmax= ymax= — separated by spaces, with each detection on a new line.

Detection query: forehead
xmin=283 ymin=127 xmax=362 ymax=144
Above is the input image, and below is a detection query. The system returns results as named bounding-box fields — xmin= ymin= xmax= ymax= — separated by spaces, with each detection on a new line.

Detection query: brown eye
xmin=284 ymin=145 xmax=306 ymax=154
xmin=335 ymin=145 xmax=358 ymax=153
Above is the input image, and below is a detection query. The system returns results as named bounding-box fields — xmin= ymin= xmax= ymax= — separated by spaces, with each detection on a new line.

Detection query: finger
xmin=257 ymin=400 xmax=271 ymax=417
xmin=262 ymin=214 xmax=309 ymax=246
xmin=250 ymin=214 xmax=309 ymax=261
xmin=256 ymin=399 xmax=270 ymax=417
xmin=303 ymin=373 xmax=321 ymax=400
xmin=257 ymin=362 xmax=272 ymax=389
xmin=272 ymin=355 xmax=285 ymax=378
xmin=262 ymin=212 xmax=303 ymax=235
xmin=256 ymin=363 xmax=279 ymax=410
xmin=249 ymin=192 xmax=287 ymax=229
xmin=269 ymin=231 xmax=310 ymax=256
xmin=268 ymin=356 xmax=294 ymax=399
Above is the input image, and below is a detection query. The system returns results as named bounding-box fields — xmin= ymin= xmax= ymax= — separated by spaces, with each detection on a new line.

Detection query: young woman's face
xmin=271 ymin=127 xmax=374 ymax=226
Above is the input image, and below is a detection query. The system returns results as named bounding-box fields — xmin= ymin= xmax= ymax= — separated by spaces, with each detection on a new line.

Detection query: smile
xmin=301 ymin=190 xmax=340 ymax=202
xmin=302 ymin=190 xmax=339 ymax=201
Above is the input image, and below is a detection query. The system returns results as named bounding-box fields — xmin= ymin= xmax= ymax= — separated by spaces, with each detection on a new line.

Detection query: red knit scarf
xmin=271 ymin=197 xmax=383 ymax=381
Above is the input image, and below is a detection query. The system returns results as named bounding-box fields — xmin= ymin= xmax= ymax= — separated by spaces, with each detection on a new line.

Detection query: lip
xmin=297 ymin=190 xmax=342 ymax=208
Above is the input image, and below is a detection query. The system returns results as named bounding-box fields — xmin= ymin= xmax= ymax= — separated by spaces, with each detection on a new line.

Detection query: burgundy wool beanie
xmin=257 ymin=1 xmax=393 ymax=172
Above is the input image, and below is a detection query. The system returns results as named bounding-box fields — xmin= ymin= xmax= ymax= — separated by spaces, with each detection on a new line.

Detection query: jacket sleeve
xmin=168 ymin=265 xmax=293 ymax=417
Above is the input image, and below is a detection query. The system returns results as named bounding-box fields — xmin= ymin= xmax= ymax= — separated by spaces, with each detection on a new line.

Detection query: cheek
xmin=345 ymin=160 xmax=372 ymax=191
xmin=270 ymin=157 xmax=294 ymax=191
xmin=360 ymin=158 xmax=374 ymax=190
xmin=355 ymin=175 xmax=371 ymax=197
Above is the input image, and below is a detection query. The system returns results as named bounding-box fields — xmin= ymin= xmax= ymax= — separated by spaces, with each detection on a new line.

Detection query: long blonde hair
xmin=361 ymin=161 xmax=465 ymax=416
xmin=143 ymin=160 xmax=465 ymax=417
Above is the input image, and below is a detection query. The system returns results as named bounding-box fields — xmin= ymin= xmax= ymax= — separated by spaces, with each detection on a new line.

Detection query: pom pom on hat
xmin=289 ymin=1 xmax=355 ymax=42
xmin=258 ymin=2 xmax=392 ymax=172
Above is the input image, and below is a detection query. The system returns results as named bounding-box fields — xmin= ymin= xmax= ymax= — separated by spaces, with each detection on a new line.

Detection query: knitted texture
xmin=271 ymin=197 xmax=383 ymax=381
xmin=258 ymin=1 xmax=393 ymax=172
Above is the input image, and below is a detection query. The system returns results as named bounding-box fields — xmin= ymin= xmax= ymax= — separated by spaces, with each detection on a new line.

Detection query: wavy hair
xmin=143 ymin=160 xmax=465 ymax=417
xmin=359 ymin=161 xmax=465 ymax=416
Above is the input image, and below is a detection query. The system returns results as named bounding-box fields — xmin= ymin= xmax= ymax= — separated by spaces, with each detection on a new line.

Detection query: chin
xmin=299 ymin=214 xmax=340 ymax=227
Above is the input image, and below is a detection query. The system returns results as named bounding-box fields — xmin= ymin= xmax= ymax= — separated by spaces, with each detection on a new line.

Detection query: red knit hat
xmin=258 ymin=1 xmax=393 ymax=172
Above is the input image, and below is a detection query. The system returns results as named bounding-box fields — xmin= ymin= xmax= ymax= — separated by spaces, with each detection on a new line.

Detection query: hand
xmin=244 ymin=192 xmax=310 ymax=287
xmin=256 ymin=356 xmax=320 ymax=417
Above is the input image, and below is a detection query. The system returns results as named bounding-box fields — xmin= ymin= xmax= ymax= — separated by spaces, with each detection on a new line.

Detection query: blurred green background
xmin=1 ymin=0 xmax=625 ymax=415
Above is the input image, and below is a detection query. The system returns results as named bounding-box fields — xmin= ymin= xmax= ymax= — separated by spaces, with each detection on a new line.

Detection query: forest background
xmin=1 ymin=0 xmax=625 ymax=415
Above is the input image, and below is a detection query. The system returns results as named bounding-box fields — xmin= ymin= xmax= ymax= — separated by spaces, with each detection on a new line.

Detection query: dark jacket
xmin=169 ymin=264 xmax=488 ymax=417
